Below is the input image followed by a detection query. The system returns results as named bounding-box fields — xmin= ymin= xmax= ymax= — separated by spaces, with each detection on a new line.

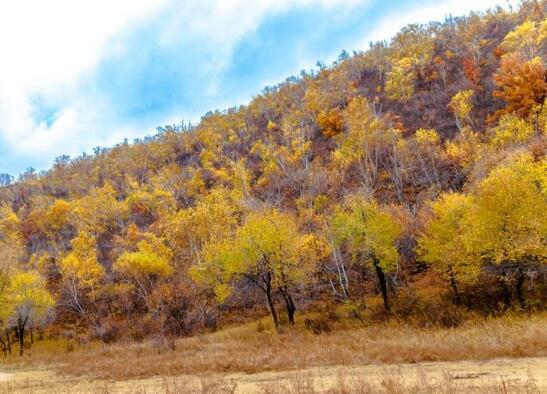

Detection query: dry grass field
xmin=0 ymin=357 xmax=545 ymax=393
xmin=0 ymin=312 xmax=546 ymax=393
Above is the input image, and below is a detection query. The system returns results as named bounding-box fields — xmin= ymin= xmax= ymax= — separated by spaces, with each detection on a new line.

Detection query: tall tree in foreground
xmin=461 ymin=154 xmax=547 ymax=308
xmin=329 ymin=196 xmax=402 ymax=312
xmin=0 ymin=271 xmax=53 ymax=356
xmin=417 ymin=193 xmax=479 ymax=303
xmin=193 ymin=209 xmax=329 ymax=328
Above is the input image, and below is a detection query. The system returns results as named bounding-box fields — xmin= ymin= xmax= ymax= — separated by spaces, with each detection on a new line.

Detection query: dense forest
xmin=0 ymin=0 xmax=546 ymax=357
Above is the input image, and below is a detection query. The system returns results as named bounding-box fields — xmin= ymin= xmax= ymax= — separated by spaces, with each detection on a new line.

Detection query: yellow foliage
xmin=330 ymin=196 xmax=401 ymax=272
xmin=163 ymin=188 xmax=238 ymax=267
xmin=317 ymin=108 xmax=345 ymax=137
xmin=385 ymin=57 xmax=415 ymax=101
xmin=489 ymin=115 xmax=535 ymax=147
xmin=59 ymin=232 xmax=104 ymax=289
xmin=449 ymin=90 xmax=474 ymax=129
xmin=415 ymin=128 xmax=440 ymax=145
xmin=125 ymin=186 xmax=175 ymax=218
xmin=461 ymin=154 xmax=547 ymax=265
xmin=500 ymin=19 xmax=547 ymax=60
xmin=193 ymin=209 xmax=329 ymax=302
xmin=0 ymin=203 xmax=20 ymax=239
xmin=417 ymin=193 xmax=480 ymax=284
xmin=444 ymin=128 xmax=481 ymax=168
xmin=114 ymin=234 xmax=173 ymax=280
xmin=71 ymin=184 xmax=128 ymax=236
xmin=0 ymin=271 xmax=54 ymax=324
xmin=46 ymin=199 xmax=72 ymax=231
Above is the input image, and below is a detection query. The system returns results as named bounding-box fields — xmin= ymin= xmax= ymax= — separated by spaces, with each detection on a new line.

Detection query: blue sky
xmin=0 ymin=0 xmax=517 ymax=176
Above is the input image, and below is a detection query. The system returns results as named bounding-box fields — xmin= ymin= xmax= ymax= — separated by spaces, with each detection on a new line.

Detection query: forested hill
xmin=0 ymin=1 xmax=546 ymax=344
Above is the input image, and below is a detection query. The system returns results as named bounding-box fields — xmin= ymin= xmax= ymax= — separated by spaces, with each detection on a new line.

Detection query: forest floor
xmin=0 ymin=312 xmax=546 ymax=393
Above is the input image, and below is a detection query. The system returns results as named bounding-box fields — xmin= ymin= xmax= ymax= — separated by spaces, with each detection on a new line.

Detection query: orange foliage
xmin=491 ymin=54 xmax=547 ymax=121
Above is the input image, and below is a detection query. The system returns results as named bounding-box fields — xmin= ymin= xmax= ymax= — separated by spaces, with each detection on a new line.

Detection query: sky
xmin=0 ymin=0 xmax=519 ymax=176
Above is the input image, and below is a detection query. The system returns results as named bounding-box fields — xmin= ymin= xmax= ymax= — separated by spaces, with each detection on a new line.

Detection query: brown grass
xmin=0 ymin=362 xmax=543 ymax=393
xmin=1 ymin=312 xmax=546 ymax=381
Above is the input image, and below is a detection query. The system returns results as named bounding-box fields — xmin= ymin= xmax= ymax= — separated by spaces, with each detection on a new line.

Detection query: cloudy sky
xmin=0 ymin=0 xmax=518 ymax=175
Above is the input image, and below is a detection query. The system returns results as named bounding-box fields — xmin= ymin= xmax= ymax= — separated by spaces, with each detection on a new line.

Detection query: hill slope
xmin=0 ymin=1 xmax=545 ymax=347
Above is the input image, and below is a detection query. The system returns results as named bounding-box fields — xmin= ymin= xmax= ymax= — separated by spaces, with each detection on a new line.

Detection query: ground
xmin=0 ymin=313 xmax=546 ymax=393
xmin=1 ymin=357 xmax=546 ymax=393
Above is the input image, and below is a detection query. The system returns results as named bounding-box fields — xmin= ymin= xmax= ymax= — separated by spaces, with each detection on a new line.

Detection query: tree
xmin=461 ymin=154 xmax=547 ymax=307
xmin=113 ymin=234 xmax=173 ymax=314
xmin=333 ymin=97 xmax=403 ymax=198
xmin=329 ymin=196 xmax=402 ymax=312
xmin=492 ymin=54 xmax=547 ymax=121
xmin=58 ymin=232 xmax=104 ymax=318
xmin=162 ymin=188 xmax=238 ymax=269
xmin=417 ymin=193 xmax=479 ymax=302
xmin=499 ymin=20 xmax=546 ymax=61
xmin=71 ymin=184 xmax=128 ymax=237
xmin=385 ymin=24 xmax=434 ymax=102
xmin=0 ymin=174 xmax=13 ymax=187
xmin=193 ymin=209 xmax=329 ymax=327
xmin=489 ymin=114 xmax=535 ymax=147
xmin=0 ymin=271 xmax=53 ymax=356
xmin=449 ymin=90 xmax=475 ymax=132
xmin=385 ymin=57 xmax=416 ymax=102
xmin=0 ymin=204 xmax=25 ymax=355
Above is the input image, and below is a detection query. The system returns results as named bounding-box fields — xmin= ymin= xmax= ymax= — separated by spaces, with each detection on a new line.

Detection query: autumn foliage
xmin=0 ymin=1 xmax=546 ymax=353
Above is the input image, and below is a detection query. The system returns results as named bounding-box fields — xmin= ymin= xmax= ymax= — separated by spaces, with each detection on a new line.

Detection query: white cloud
xmin=0 ymin=0 xmax=170 ymax=171
xmin=0 ymin=0 xmax=368 ymax=172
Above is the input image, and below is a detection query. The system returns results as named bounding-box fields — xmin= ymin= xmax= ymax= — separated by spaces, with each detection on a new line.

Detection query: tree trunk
xmin=0 ymin=334 xmax=5 ymax=357
xmin=265 ymin=287 xmax=279 ymax=329
xmin=18 ymin=323 xmax=24 ymax=357
xmin=373 ymin=259 xmax=390 ymax=312
xmin=500 ymin=271 xmax=511 ymax=309
xmin=281 ymin=288 xmax=296 ymax=325
xmin=6 ymin=331 xmax=11 ymax=354
xmin=17 ymin=316 xmax=28 ymax=356
xmin=515 ymin=267 xmax=525 ymax=309
xmin=448 ymin=266 xmax=461 ymax=304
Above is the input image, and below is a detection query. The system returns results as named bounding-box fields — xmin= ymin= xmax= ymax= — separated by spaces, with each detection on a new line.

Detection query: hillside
xmin=0 ymin=0 xmax=546 ymax=356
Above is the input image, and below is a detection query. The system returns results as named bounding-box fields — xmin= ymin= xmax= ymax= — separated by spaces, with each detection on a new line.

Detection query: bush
xmin=304 ymin=315 xmax=332 ymax=334
xmin=391 ymin=287 xmax=465 ymax=327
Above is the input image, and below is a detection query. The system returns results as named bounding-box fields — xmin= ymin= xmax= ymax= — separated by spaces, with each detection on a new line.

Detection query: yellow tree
xmin=329 ymin=196 xmax=402 ymax=312
xmin=385 ymin=24 xmax=434 ymax=102
xmin=461 ymin=154 xmax=547 ymax=307
xmin=333 ymin=97 xmax=405 ymax=199
xmin=71 ymin=183 xmax=128 ymax=237
xmin=488 ymin=114 xmax=535 ymax=148
xmin=58 ymin=232 xmax=104 ymax=318
xmin=113 ymin=234 xmax=173 ymax=314
xmin=449 ymin=90 xmax=475 ymax=132
xmin=193 ymin=209 xmax=329 ymax=327
xmin=0 ymin=271 xmax=54 ymax=356
xmin=500 ymin=19 xmax=546 ymax=61
xmin=0 ymin=204 xmax=25 ymax=280
xmin=385 ymin=57 xmax=416 ymax=101
xmin=417 ymin=193 xmax=479 ymax=302
xmin=0 ymin=204 xmax=25 ymax=355
xmin=162 ymin=188 xmax=238 ymax=269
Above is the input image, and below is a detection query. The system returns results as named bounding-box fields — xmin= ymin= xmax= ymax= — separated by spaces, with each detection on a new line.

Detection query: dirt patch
xmin=0 ymin=357 xmax=545 ymax=393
